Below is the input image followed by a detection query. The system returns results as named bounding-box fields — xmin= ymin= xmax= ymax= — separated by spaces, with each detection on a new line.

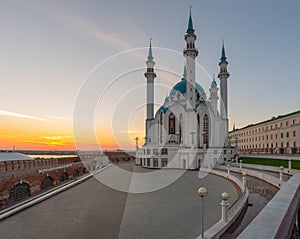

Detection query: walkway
xmin=0 ymin=163 xmax=238 ymax=239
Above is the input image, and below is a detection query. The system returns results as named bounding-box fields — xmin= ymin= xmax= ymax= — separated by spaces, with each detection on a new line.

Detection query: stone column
xmin=221 ymin=192 xmax=230 ymax=223
xmin=239 ymin=160 xmax=242 ymax=171
xmin=279 ymin=166 xmax=284 ymax=182
xmin=242 ymin=172 xmax=247 ymax=191
xmin=288 ymin=159 xmax=292 ymax=171
xmin=227 ymin=164 xmax=230 ymax=176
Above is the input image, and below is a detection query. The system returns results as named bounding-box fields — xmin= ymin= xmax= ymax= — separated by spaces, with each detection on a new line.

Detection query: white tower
xmin=218 ymin=41 xmax=230 ymax=146
xmin=209 ymin=75 xmax=219 ymax=116
xmin=183 ymin=8 xmax=198 ymax=110
xmin=144 ymin=39 xmax=156 ymax=144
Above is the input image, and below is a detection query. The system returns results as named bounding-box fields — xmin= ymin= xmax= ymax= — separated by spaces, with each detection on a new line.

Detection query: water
xmin=28 ymin=154 xmax=78 ymax=159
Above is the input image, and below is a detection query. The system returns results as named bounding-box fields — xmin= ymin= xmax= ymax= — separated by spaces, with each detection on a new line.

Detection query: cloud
xmin=0 ymin=109 xmax=47 ymax=121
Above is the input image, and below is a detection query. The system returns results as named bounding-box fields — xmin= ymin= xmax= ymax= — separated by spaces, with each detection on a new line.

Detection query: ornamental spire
xmin=183 ymin=64 xmax=187 ymax=79
xmin=186 ymin=7 xmax=195 ymax=34
xmin=147 ymin=38 xmax=153 ymax=62
xmin=220 ymin=39 xmax=227 ymax=62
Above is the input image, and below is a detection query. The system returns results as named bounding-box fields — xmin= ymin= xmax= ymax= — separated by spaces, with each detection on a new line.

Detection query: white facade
xmin=229 ymin=110 xmax=300 ymax=155
xmin=136 ymin=11 xmax=233 ymax=169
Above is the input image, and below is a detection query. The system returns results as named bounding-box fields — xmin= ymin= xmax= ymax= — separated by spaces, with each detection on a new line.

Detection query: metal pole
xmin=202 ymin=196 xmax=204 ymax=238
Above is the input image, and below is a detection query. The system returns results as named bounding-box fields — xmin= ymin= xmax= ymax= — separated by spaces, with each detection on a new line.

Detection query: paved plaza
xmin=0 ymin=163 xmax=238 ymax=239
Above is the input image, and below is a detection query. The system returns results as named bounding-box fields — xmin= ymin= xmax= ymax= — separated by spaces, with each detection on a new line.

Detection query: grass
xmin=239 ymin=157 xmax=300 ymax=170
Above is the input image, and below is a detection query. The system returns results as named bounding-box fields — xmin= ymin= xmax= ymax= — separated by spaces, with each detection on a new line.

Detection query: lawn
xmin=239 ymin=157 xmax=300 ymax=170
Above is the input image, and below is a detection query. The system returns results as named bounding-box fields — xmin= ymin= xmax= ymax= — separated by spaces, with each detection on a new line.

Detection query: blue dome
xmin=170 ymin=79 xmax=206 ymax=97
xmin=211 ymin=79 xmax=217 ymax=88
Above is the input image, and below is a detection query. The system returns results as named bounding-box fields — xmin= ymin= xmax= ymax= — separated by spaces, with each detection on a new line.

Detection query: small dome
xmin=170 ymin=79 xmax=206 ymax=98
xmin=211 ymin=79 xmax=217 ymax=88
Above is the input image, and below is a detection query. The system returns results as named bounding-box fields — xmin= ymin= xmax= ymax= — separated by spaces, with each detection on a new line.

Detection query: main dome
xmin=170 ymin=79 xmax=206 ymax=98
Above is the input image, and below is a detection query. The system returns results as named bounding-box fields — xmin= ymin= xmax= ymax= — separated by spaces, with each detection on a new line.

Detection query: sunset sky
xmin=1 ymin=1 xmax=299 ymax=150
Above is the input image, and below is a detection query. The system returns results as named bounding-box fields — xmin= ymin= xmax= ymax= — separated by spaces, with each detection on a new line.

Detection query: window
xmin=161 ymin=148 xmax=168 ymax=155
xmin=147 ymin=149 xmax=151 ymax=155
xmin=293 ymin=119 xmax=297 ymax=125
xmin=280 ymin=123 xmax=283 ymax=127
xmin=153 ymin=158 xmax=158 ymax=167
xmin=293 ymin=131 xmax=296 ymax=137
xmin=160 ymin=112 xmax=163 ymax=143
xmin=286 ymin=132 xmax=289 ymax=138
xmin=147 ymin=158 xmax=151 ymax=166
xmin=271 ymin=135 xmax=273 ymax=140
xmin=203 ymin=114 xmax=209 ymax=147
xmin=275 ymin=134 xmax=278 ymax=139
xmin=153 ymin=148 xmax=158 ymax=155
xmin=281 ymin=133 xmax=284 ymax=138
xmin=286 ymin=121 xmax=289 ymax=126
xmin=287 ymin=142 xmax=289 ymax=148
xmin=162 ymin=158 xmax=168 ymax=167
xmin=169 ymin=113 xmax=175 ymax=134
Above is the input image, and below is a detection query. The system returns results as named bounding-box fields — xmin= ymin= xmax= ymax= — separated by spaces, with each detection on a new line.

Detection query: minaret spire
xmin=144 ymin=38 xmax=157 ymax=145
xmin=183 ymin=8 xmax=198 ymax=111
xmin=218 ymin=40 xmax=230 ymax=147
xmin=148 ymin=38 xmax=153 ymax=61
xmin=220 ymin=39 xmax=227 ymax=62
xmin=187 ymin=6 xmax=195 ymax=34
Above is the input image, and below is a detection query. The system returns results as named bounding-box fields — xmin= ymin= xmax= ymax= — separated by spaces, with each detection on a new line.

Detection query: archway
xmin=9 ymin=182 xmax=30 ymax=204
xmin=41 ymin=176 xmax=53 ymax=190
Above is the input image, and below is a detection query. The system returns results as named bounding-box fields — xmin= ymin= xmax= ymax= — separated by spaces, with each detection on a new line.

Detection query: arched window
xmin=160 ymin=111 xmax=163 ymax=143
xmin=9 ymin=182 xmax=30 ymax=204
xmin=203 ymin=114 xmax=209 ymax=147
xmin=41 ymin=176 xmax=53 ymax=190
xmin=179 ymin=114 xmax=183 ymax=143
xmin=60 ymin=172 xmax=69 ymax=182
xmin=169 ymin=113 xmax=175 ymax=134
xmin=73 ymin=169 xmax=80 ymax=177
xmin=197 ymin=114 xmax=200 ymax=147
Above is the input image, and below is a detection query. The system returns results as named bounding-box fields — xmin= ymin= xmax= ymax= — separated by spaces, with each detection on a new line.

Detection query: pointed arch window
xmin=203 ymin=114 xmax=209 ymax=147
xmin=160 ymin=112 xmax=163 ymax=143
xmin=169 ymin=113 xmax=175 ymax=134
xmin=179 ymin=114 xmax=183 ymax=143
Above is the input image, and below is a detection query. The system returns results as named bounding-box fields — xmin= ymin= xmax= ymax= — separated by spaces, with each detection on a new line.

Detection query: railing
xmin=237 ymin=174 xmax=300 ymax=239
xmin=196 ymin=168 xmax=249 ymax=239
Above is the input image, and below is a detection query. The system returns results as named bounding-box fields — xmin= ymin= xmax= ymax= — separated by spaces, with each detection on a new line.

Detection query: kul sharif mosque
xmin=136 ymin=10 xmax=234 ymax=169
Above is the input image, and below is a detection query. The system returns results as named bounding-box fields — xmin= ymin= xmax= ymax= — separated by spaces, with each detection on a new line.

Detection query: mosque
xmin=136 ymin=10 xmax=234 ymax=169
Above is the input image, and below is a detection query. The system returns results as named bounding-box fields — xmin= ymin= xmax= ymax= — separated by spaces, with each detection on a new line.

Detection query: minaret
xmin=218 ymin=40 xmax=230 ymax=146
xmin=183 ymin=8 xmax=198 ymax=110
xmin=209 ymin=75 xmax=219 ymax=116
xmin=144 ymin=39 xmax=156 ymax=144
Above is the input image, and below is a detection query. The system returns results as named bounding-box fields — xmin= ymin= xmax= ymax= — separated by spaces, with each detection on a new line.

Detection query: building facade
xmin=136 ymin=10 xmax=234 ymax=169
xmin=229 ymin=110 xmax=300 ymax=155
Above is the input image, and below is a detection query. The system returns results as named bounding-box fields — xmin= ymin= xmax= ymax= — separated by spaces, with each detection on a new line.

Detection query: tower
xmin=209 ymin=75 xmax=219 ymax=116
xmin=218 ymin=40 xmax=230 ymax=146
xmin=144 ymin=39 xmax=156 ymax=144
xmin=183 ymin=8 xmax=198 ymax=110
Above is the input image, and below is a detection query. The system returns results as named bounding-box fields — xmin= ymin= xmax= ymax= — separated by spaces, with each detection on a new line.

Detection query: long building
xmin=229 ymin=110 xmax=300 ymax=155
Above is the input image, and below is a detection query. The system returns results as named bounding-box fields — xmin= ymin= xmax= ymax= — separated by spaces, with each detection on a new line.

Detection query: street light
xmin=198 ymin=187 xmax=208 ymax=238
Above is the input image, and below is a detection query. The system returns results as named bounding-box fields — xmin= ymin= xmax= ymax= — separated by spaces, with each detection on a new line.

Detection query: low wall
xmin=237 ymin=174 xmax=300 ymax=239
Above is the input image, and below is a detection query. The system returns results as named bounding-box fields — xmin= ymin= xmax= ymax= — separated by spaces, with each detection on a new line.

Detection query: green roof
xmin=230 ymin=109 xmax=300 ymax=133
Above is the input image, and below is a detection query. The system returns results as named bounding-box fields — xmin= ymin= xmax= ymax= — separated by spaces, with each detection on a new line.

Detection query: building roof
xmin=0 ymin=152 xmax=33 ymax=162
xmin=170 ymin=79 xmax=206 ymax=97
xmin=230 ymin=110 xmax=300 ymax=133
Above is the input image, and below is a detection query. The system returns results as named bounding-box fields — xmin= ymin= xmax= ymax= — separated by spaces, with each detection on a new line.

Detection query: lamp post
xmin=198 ymin=187 xmax=208 ymax=238
xmin=135 ymin=137 xmax=139 ymax=150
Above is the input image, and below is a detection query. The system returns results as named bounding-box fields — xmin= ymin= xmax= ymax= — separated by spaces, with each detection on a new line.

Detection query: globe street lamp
xmin=198 ymin=187 xmax=208 ymax=238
